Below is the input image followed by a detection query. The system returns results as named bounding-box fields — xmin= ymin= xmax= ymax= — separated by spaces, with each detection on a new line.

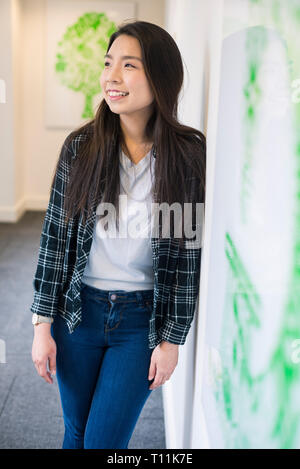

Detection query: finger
xmin=38 ymin=361 xmax=47 ymax=378
xmin=42 ymin=369 xmax=53 ymax=384
xmin=148 ymin=361 xmax=156 ymax=381
xmin=150 ymin=380 xmax=163 ymax=390
xmin=49 ymin=355 xmax=56 ymax=376
xmin=149 ymin=375 xmax=164 ymax=390
xmin=151 ymin=373 xmax=170 ymax=389
xmin=34 ymin=361 xmax=43 ymax=377
xmin=149 ymin=371 xmax=159 ymax=389
xmin=45 ymin=371 xmax=53 ymax=384
xmin=36 ymin=361 xmax=53 ymax=384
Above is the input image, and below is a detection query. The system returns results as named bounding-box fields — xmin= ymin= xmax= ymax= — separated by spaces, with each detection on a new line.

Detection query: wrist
xmin=33 ymin=322 xmax=52 ymax=335
xmin=32 ymin=313 xmax=54 ymax=325
xmin=160 ymin=340 xmax=179 ymax=348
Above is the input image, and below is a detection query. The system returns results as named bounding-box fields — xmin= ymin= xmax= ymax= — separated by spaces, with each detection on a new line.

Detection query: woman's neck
xmin=121 ymin=139 xmax=153 ymax=165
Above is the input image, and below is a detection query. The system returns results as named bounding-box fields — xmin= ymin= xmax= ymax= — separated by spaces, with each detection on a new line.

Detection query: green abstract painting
xmin=55 ymin=12 xmax=117 ymax=119
xmin=45 ymin=1 xmax=135 ymax=128
xmin=202 ymin=0 xmax=300 ymax=448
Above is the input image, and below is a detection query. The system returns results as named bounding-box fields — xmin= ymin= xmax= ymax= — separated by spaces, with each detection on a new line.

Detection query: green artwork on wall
xmin=55 ymin=12 xmax=117 ymax=118
xmin=207 ymin=0 xmax=300 ymax=449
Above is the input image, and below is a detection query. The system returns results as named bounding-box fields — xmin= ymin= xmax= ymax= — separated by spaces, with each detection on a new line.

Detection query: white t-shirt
xmin=81 ymin=146 xmax=155 ymax=291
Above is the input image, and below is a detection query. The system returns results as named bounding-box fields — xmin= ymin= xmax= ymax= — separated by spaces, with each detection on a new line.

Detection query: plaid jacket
xmin=30 ymin=131 xmax=204 ymax=350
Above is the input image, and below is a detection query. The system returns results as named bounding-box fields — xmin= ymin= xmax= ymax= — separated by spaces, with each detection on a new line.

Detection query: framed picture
xmin=45 ymin=0 xmax=136 ymax=128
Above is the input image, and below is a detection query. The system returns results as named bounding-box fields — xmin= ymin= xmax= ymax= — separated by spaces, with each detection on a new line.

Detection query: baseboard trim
xmin=0 ymin=196 xmax=48 ymax=222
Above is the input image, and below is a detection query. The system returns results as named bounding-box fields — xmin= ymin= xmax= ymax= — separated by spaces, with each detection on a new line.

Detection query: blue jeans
xmin=51 ymin=283 xmax=155 ymax=449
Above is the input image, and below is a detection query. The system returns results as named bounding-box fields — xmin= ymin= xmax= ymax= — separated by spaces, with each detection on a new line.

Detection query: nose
xmin=105 ymin=64 xmax=121 ymax=83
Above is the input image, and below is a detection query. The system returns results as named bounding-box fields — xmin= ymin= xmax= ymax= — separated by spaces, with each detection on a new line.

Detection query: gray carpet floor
xmin=0 ymin=211 xmax=165 ymax=449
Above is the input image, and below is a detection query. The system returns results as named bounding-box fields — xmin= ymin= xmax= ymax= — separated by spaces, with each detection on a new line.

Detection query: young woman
xmin=31 ymin=20 xmax=206 ymax=449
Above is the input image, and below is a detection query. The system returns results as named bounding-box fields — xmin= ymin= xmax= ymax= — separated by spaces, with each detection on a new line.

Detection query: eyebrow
xmin=104 ymin=54 xmax=143 ymax=62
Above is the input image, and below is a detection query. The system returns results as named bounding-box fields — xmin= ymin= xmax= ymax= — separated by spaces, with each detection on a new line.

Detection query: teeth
xmin=108 ymin=91 xmax=128 ymax=97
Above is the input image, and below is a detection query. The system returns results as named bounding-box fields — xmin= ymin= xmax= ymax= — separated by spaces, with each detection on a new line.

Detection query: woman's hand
xmin=31 ymin=323 xmax=57 ymax=384
xmin=148 ymin=341 xmax=179 ymax=390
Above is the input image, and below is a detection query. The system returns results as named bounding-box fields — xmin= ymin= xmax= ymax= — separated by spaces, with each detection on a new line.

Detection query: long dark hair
xmin=55 ymin=20 xmax=206 ymax=240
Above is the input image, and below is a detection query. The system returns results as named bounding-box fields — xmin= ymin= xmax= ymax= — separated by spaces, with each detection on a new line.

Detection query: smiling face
xmin=100 ymin=34 xmax=154 ymax=117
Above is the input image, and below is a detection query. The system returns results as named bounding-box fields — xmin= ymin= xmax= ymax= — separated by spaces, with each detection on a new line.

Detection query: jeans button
xmin=110 ymin=294 xmax=117 ymax=301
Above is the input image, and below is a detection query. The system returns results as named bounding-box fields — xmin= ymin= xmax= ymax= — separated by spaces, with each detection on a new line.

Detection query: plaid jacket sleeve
xmin=30 ymin=136 xmax=73 ymax=318
xmin=159 ymin=238 xmax=202 ymax=346
xmin=158 ymin=146 xmax=205 ymax=346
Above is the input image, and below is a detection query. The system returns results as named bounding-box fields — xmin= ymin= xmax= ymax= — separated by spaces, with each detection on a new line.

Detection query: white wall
xmin=12 ymin=0 xmax=24 ymax=213
xmin=0 ymin=0 xmax=16 ymax=220
xmin=190 ymin=0 xmax=224 ymax=450
xmin=0 ymin=0 xmax=166 ymax=222
xmin=163 ymin=0 xmax=220 ymax=449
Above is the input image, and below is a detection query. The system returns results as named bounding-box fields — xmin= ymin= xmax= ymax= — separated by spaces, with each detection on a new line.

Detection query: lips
xmin=107 ymin=92 xmax=129 ymax=101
